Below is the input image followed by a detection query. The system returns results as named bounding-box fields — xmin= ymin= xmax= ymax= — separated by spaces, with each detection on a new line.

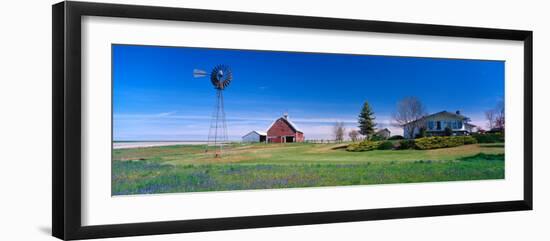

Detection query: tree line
xmin=332 ymin=101 xmax=377 ymax=142
xmin=484 ymin=100 xmax=505 ymax=131
xmin=333 ymin=97 xmax=426 ymax=142
xmin=333 ymin=96 xmax=504 ymax=142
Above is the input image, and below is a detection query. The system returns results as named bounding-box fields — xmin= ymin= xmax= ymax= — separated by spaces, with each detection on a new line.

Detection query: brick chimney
xmin=456 ymin=110 xmax=461 ymax=115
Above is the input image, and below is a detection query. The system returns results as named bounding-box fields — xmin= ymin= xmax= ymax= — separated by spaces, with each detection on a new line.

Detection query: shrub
xmin=471 ymin=133 xmax=504 ymax=143
xmin=463 ymin=136 xmax=477 ymax=145
xmin=398 ymin=140 xmax=416 ymax=150
xmin=378 ymin=141 xmax=394 ymax=150
xmin=414 ymin=136 xmax=477 ymax=150
xmin=388 ymin=135 xmax=404 ymax=140
xmin=347 ymin=136 xmax=478 ymax=151
xmin=370 ymin=134 xmax=386 ymax=141
xmin=420 ymin=127 xmax=427 ymax=138
xmin=444 ymin=127 xmax=453 ymax=136
xmin=346 ymin=141 xmax=381 ymax=152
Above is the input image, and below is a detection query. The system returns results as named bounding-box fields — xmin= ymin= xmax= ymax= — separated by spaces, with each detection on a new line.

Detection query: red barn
xmin=266 ymin=113 xmax=304 ymax=143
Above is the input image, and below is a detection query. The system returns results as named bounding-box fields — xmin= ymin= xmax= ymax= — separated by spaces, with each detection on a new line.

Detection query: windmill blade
xmin=193 ymin=69 xmax=208 ymax=78
xmin=210 ymin=65 xmax=232 ymax=90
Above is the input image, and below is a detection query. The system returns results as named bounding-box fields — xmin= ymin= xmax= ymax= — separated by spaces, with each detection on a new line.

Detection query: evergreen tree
xmin=358 ymin=101 xmax=376 ymax=139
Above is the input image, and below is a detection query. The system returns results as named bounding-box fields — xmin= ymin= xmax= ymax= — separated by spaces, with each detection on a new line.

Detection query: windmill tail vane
xmin=193 ymin=69 xmax=208 ymax=78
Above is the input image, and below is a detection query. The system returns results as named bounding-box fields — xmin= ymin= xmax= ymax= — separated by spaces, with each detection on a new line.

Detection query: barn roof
xmin=266 ymin=115 xmax=303 ymax=133
xmin=376 ymin=128 xmax=390 ymax=133
xmin=242 ymin=130 xmax=267 ymax=137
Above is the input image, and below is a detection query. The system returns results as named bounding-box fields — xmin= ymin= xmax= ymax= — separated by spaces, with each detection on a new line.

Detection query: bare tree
xmin=392 ymin=97 xmax=427 ymax=138
xmin=494 ymin=100 xmax=505 ymax=130
xmin=485 ymin=109 xmax=496 ymax=129
xmin=333 ymin=122 xmax=346 ymax=142
xmin=348 ymin=129 xmax=360 ymax=142
xmin=485 ymin=101 xmax=504 ymax=131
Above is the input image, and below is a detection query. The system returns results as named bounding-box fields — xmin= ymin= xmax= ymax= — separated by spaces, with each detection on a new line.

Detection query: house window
xmin=436 ymin=121 xmax=441 ymax=130
xmin=427 ymin=121 xmax=434 ymax=130
xmin=457 ymin=121 xmax=463 ymax=129
xmin=452 ymin=121 xmax=458 ymax=129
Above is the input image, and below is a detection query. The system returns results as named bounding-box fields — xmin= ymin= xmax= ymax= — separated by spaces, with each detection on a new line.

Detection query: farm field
xmin=112 ymin=142 xmax=505 ymax=195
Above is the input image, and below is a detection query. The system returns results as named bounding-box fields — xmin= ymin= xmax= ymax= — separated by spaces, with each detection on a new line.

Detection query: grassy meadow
xmin=112 ymin=142 xmax=504 ymax=195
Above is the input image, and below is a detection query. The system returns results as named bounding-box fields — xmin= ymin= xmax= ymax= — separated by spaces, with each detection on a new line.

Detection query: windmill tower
xmin=193 ymin=65 xmax=233 ymax=157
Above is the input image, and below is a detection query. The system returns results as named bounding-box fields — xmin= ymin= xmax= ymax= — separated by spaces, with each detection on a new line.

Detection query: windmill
xmin=193 ymin=65 xmax=233 ymax=157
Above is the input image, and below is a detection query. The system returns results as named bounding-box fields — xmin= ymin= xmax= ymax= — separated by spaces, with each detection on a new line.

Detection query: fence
xmin=304 ymin=139 xmax=345 ymax=144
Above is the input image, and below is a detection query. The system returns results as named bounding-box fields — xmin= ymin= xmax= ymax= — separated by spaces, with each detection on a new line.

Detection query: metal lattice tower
xmin=193 ymin=65 xmax=232 ymax=157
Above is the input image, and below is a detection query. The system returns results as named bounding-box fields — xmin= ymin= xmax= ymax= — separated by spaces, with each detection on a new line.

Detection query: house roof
xmin=266 ymin=115 xmax=303 ymax=133
xmin=376 ymin=128 xmax=390 ymax=133
xmin=403 ymin=111 xmax=469 ymax=126
xmin=242 ymin=130 xmax=267 ymax=138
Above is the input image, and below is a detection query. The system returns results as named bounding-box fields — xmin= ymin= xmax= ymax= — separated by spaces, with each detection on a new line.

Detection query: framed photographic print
xmin=52 ymin=1 xmax=533 ymax=240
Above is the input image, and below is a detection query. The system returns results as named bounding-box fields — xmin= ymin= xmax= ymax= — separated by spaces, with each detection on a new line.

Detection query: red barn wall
xmin=268 ymin=137 xmax=284 ymax=143
xmin=295 ymin=132 xmax=304 ymax=142
xmin=267 ymin=119 xmax=295 ymax=136
xmin=267 ymin=118 xmax=304 ymax=143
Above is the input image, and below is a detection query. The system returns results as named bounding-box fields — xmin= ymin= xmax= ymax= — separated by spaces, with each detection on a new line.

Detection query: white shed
xmin=242 ymin=131 xmax=267 ymax=143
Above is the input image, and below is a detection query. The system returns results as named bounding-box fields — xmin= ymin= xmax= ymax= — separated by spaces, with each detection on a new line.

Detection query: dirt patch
xmin=304 ymin=143 xmax=348 ymax=153
xmin=330 ymin=144 xmax=349 ymax=150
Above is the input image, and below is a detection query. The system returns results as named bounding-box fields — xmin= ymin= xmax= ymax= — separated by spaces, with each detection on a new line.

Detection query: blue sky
xmin=113 ymin=44 xmax=504 ymax=141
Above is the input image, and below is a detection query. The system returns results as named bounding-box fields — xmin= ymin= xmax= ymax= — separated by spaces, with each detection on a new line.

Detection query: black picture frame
xmin=52 ymin=1 xmax=533 ymax=240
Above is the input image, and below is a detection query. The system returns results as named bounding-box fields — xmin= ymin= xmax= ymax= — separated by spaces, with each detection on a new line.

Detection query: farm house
xmin=266 ymin=113 xmax=304 ymax=143
xmin=402 ymin=110 xmax=477 ymax=138
xmin=242 ymin=131 xmax=267 ymax=143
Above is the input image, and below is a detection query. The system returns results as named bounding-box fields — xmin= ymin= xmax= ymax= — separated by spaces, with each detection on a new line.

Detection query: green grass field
xmin=112 ymin=142 xmax=504 ymax=195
